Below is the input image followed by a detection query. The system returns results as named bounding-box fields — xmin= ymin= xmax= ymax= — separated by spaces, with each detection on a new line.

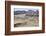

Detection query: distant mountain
xmin=14 ymin=11 xmax=26 ymax=15
xmin=14 ymin=10 xmax=39 ymax=15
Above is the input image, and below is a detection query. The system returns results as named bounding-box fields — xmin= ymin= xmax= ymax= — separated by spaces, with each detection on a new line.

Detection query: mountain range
xmin=14 ymin=10 xmax=39 ymax=15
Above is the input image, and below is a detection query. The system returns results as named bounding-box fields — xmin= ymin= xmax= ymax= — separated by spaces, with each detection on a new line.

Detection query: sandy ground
xmin=14 ymin=14 xmax=39 ymax=27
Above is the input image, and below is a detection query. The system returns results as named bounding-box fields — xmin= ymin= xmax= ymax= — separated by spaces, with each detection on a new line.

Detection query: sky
xmin=14 ymin=8 xmax=39 ymax=12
